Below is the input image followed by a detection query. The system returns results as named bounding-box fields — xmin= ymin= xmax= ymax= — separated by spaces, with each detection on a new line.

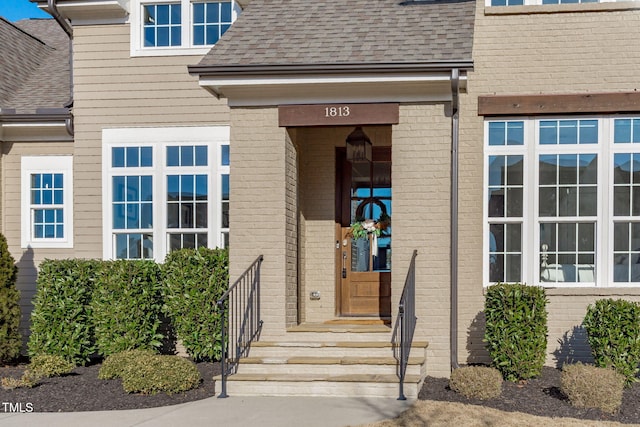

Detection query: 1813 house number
xmin=325 ymin=106 xmax=351 ymax=117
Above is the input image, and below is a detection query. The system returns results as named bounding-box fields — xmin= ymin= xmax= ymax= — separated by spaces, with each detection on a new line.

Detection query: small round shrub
xmin=484 ymin=283 xmax=548 ymax=382
xmin=583 ymin=298 xmax=640 ymax=385
xmin=449 ymin=366 xmax=503 ymax=400
xmin=561 ymin=363 xmax=625 ymax=414
xmin=98 ymin=349 xmax=156 ymax=380
xmin=29 ymin=354 xmax=74 ymax=378
xmin=121 ymin=354 xmax=201 ymax=395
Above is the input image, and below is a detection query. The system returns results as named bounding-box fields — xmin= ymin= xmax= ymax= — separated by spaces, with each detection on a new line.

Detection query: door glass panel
xmin=350 ymin=159 xmax=391 ymax=272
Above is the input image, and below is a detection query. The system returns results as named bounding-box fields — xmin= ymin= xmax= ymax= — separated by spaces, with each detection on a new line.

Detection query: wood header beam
xmin=478 ymin=92 xmax=640 ymax=116
xmin=279 ymin=103 xmax=399 ymax=127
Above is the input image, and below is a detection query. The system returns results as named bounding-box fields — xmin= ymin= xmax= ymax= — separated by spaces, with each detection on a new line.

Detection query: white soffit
xmin=41 ymin=0 xmax=129 ymax=23
xmin=199 ymin=72 xmax=467 ymax=107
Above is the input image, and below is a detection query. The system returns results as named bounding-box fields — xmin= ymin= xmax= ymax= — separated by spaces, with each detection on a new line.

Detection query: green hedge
xmin=28 ymin=259 xmax=99 ymax=365
xmin=583 ymin=298 xmax=640 ymax=385
xmin=162 ymin=248 xmax=228 ymax=361
xmin=484 ymin=283 xmax=548 ymax=382
xmin=92 ymin=260 xmax=164 ymax=357
xmin=0 ymin=233 xmax=20 ymax=364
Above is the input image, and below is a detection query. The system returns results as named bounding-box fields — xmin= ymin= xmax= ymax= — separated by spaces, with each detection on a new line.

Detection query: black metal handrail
xmin=216 ymin=255 xmax=264 ymax=398
xmin=391 ymin=250 xmax=418 ymax=400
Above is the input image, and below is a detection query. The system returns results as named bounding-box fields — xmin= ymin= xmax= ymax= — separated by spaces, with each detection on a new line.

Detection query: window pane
xmin=614 ymin=186 xmax=631 ymax=216
xmin=506 ymin=188 xmax=522 ymax=217
xmin=157 ymin=4 xmax=169 ymax=24
xmin=222 ymin=201 xmax=229 ymax=228
xmin=222 ymin=174 xmax=229 ymax=200
xmin=141 ymin=203 xmax=153 ymax=228
xmin=126 ymin=147 xmax=139 ymax=167
xmin=507 ymin=122 xmax=524 ymax=145
xmin=615 ymin=119 xmax=632 ymax=143
xmin=181 ymin=146 xmax=194 ymax=166
xmin=181 ymin=203 xmax=194 ymax=228
xmin=206 ymin=26 xmax=219 ymax=44
xmin=221 ymin=1 xmax=232 ymax=21
xmin=126 ymin=176 xmax=139 ymax=202
xmin=181 ymin=175 xmax=194 ymax=200
xmin=207 ymin=2 xmax=220 ymax=21
xmin=539 ymin=187 xmax=556 ymax=217
xmin=127 ymin=204 xmax=139 ymax=229
xmin=505 ymin=254 xmax=521 ymax=282
xmin=167 ymin=146 xmax=179 ymax=166
xmin=157 ymin=27 xmax=169 ymax=47
xmin=559 ymin=121 xmax=578 ymax=145
xmin=196 ymin=203 xmax=208 ymax=228
xmin=505 ymin=223 xmax=521 ymax=252
xmin=140 ymin=147 xmax=153 ymax=167
xmin=221 ymin=144 xmax=230 ymax=165
xmin=141 ymin=176 xmax=153 ymax=202
xmin=558 ymin=187 xmax=577 ymax=217
xmin=540 ymin=121 xmax=557 ymax=145
xmin=194 ymin=25 xmax=205 ymax=45
xmin=614 ymin=153 xmax=632 ymax=184
xmin=580 ymin=120 xmax=598 ymax=144
xmin=43 ymin=190 xmax=52 ymax=204
xmin=579 ymin=187 xmax=597 ymax=216
xmin=113 ymin=204 xmax=125 ymax=229
xmin=167 ymin=175 xmax=179 ymax=200
xmin=579 ymin=154 xmax=597 ymax=185
xmin=194 ymin=3 xmax=205 ymax=23
xmin=195 ymin=175 xmax=208 ymax=200
xmin=167 ymin=203 xmax=179 ymax=228
xmin=559 ymin=155 xmax=577 ymax=185
xmin=54 ymin=190 xmax=63 ymax=205
xmin=539 ymin=155 xmax=557 ymax=185
xmin=195 ymin=146 xmax=208 ymax=166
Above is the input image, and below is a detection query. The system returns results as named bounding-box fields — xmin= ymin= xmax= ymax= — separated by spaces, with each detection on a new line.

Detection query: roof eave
xmin=188 ymin=61 xmax=474 ymax=78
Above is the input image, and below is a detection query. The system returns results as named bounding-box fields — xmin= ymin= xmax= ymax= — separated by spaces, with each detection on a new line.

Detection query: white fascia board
xmin=200 ymin=72 xmax=454 ymax=91
xmin=199 ymin=73 xmax=466 ymax=107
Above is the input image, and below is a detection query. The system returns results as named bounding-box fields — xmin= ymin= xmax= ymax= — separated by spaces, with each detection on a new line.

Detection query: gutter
xmin=450 ymin=68 xmax=460 ymax=371
xmin=47 ymin=0 xmax=74 ymax=136
xmin=189 ymin=61 xmax=474 ymax=77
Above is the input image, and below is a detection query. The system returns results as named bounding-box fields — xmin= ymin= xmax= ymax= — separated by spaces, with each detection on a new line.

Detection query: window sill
xmin=130 ymin=46 xmax=213 ymax=58
xmin=22 ymin=240 xmax=73 ymax=250
xmin=485 ymin=1 xmax=640 ymax=15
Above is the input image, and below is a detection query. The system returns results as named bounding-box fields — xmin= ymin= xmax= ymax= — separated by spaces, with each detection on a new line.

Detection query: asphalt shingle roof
xmin=197 ymin=0 xmax=475 ymax=69
xmin=0 ymin=17 xmax=70 ymax=114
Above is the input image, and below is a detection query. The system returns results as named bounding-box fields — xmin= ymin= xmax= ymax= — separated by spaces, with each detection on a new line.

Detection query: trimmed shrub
xmin=484 ymin=283 xmax=548 ymax=382
xmin=561 ymin=363 xmax=625 ymax=414
xmin=0 ymin=233 xmax=21 ymax=364
xmin=449 ymin=366 xmax=503 ymax=400
xmin=92 ymin=260 xmax=164 ymax=357
xmin=583 ymin=298 xmax=640 ymax=385
xmin=162 ymin=248 xmax=229 ymax=361
xmin=28 ymin=259 xmax=100 ymax=365
xmin=98 ymin=349 xmax=156 ymax=380
xmin=121 ymin=354 xmax=201 ymax=395
xmin=29 ymin=354 xmax=74 ymax=378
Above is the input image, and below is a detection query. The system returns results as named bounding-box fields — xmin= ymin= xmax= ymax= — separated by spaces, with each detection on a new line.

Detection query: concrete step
xmin=248 ymin=340 xmax=428 ymax=358
xmin=213 ymin=373 xmax=424 ymax=399
xmin=238 ymin=355 xmax=426 ymax=376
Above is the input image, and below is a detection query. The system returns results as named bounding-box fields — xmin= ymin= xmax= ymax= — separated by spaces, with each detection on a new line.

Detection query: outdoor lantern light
xmin=346 ymin=126 xmax=372 ymax=163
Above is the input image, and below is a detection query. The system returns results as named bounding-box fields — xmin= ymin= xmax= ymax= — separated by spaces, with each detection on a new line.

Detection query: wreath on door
xmin=348 ymin=197 xmax=391 ymax=239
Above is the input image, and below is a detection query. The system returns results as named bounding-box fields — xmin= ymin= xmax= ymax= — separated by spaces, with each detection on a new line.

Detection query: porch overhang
xmin=189 ymin=62 xmax=472 ymax=107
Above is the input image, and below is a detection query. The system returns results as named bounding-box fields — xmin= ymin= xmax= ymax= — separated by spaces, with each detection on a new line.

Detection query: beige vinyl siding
xmin=72 ymin=23 xmax=230 ymax=258
xmin=1 ymin=141 xmax=75 ymax=340
xmin=457 ymin=1 xmax=640 ymax=367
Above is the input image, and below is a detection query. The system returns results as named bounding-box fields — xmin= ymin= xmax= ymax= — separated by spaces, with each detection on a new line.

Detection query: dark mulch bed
xmin=0 ymin=358 xmax=219 ymax=412
xmin=419 ymin=366 xmax=640 ymax=424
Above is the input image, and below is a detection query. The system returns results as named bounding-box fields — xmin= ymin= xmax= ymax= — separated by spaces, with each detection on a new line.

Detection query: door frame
xmin=335 ymin=147 xmax=392 ymax=317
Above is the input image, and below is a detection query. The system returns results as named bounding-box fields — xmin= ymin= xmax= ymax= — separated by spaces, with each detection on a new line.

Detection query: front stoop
xmin=213 ymin=340 xmax=429 ymax=398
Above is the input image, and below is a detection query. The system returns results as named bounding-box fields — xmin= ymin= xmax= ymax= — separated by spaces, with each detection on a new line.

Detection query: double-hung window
xmin=485 ymin=116 xmax=640 ymax=287
xmin=134 ymin=0 xmax=241 ymax=55
xmin=103 ymin=126 xmax=230 ymax=261
xmin=21 ymin=156 xmax=73 ymax=248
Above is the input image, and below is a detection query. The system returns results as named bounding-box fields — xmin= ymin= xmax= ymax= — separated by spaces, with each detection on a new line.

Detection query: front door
xmin=336 ymin=147 xmax=391 ymax=317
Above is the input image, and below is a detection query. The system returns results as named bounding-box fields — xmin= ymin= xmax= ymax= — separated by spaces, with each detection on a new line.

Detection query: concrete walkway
xmin=0 ymin=395 xmax=413 ymax=427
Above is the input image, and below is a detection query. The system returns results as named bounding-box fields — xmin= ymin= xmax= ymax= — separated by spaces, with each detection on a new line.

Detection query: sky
xmin=0 ymin=0 xmax=51 ymax=22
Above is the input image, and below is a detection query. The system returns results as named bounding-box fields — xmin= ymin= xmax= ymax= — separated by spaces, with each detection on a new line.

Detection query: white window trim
xmin=102 ymin=126 xmax=230 ymax=261
xmin=484 ymin=115 xmax=640 ymax=288
xmin=21 ymin=156 xmax=74 ymax=249
xmin=130 ymin=0 xmax=241 ymax=57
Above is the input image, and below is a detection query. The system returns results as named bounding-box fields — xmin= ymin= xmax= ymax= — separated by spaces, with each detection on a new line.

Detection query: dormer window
xmin=133 ymin=0 xmax=240 ymax=56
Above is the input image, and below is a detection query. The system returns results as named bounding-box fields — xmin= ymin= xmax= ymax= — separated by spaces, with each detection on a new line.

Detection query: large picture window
xmin=103 ymin=127 xmax=230 ymax=261
xmin=485 ymin=116 xmax=640 ymax=287
xmin=21 ymin=156 xmax=73 ymax=248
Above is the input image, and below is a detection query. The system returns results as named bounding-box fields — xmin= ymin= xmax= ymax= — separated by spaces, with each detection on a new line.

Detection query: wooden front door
xmin=336 ymin=147 xmax=391 ymax=317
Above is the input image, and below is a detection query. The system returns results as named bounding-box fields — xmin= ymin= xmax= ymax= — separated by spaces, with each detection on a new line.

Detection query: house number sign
xmin=278 ymin=103 xmax=399 ymax=127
